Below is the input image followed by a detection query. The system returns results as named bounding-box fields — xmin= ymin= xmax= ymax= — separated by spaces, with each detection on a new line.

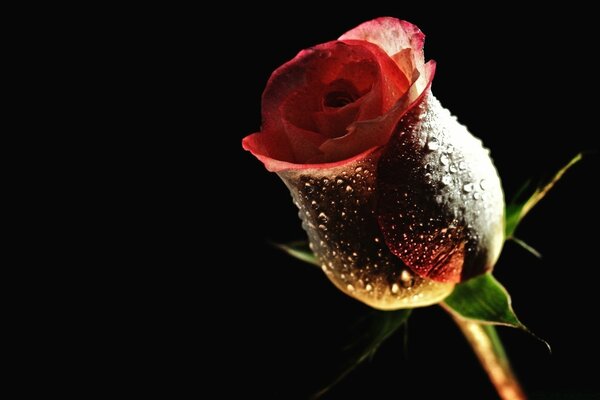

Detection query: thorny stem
xmin=444 ymin=306 xmax=526 ymax=400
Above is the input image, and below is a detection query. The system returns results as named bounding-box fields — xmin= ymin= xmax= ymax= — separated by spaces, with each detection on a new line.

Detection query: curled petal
xmin=339 ymin=17 xmax=425 ymax=59
xmin=340 ymin=17 xmax=427 ymax=97
xmin=244 ymin=40 xmax=411 ymax=171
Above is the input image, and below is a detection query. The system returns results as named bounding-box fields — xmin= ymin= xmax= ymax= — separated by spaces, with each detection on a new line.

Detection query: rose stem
xmin=442 ymin=305 xmax=526 ymax=400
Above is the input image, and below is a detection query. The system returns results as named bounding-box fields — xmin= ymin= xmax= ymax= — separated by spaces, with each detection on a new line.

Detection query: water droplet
xmin=374 ymin=237 xmax=380 ymax=243
xmin=365 ymin=283 xmax=373 ymax=291
xmin=318 ymin=224 xmax=327 ymax=231
xmin=391 ymin=283 xmax=400 ymax=294
xmin=445 ymin=144 xmax=454 ymax=154
xmin=473 ymin=192 xmax=482 ymax=200
xmin=400 ymin=270 xmax=414 ymax=288
xmin=355 ymin=166 xmax=363 ymax=172
xmin=318 ymin=212 xmax=329 ymax=224
xmin=449 ymin=165 xmax=457 ymax=173
xmin=436 ymin=195 xmax=443 ymax=204
xmin=463 ymin=183 xmax=474 ymax=192
xmin=321 ymin=264 xmax=328 ymax=272
xmin=440 ymin=154 xmax=449 ymax=165
xmin=336 ymin=179 xmax=344 ymax=185
xmin=310 ymin=200 xmax=318 ymax=209
xmin=345 ymin=185 xmax=353 ymax=192
xmin=479 ymin=179 xmax=488 ymax=190
xmin=347 ymin=284 xmax=355 ymax=292
xmin=458 ymin=161 xmax=466 ymax=170
xmin=427 ymin=140 xmax=439 ymax=151
xmin=442 ymin=175 xmax=452 ymax=185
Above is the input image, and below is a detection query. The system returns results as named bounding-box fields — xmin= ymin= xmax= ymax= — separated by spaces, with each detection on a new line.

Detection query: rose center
xmin=324 ymin=91 xmax=357 ymax=108
xmin=322 ymin=79 xmax=362 ymax=109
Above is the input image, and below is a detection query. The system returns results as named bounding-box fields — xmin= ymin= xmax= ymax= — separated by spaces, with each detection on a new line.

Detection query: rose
xmin=242 ymin=18 xmax=504 ymax=310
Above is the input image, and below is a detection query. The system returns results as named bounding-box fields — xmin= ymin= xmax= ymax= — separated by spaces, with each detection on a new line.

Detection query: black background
xmin=213 ymin=6 xmax=599 ymax=399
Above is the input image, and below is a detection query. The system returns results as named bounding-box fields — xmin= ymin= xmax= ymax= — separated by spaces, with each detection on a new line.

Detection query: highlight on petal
xmin=340 ymin=17 xmax=427 ymax=98
xmin=339 ymin=17 xmax=424 ymax=59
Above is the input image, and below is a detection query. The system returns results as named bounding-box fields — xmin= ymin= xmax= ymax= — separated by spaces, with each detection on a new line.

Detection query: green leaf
xmin=443 ymin=274 xmax=521 ymax=328
xmin=273 ymin=240 xmax=319 ymax=266
xmin=505 ymin=153 xmax=583 ymax=238
xmin=443 ymin=274 xmax=550 ymax=351
xmin=311 ymin=309 xmax=411 ymax=399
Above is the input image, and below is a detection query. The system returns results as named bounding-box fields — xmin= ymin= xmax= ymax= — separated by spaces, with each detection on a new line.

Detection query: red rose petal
xmin=245 ymin=40 xmax=411 ymax=171
xmin=341 ymin=18 xmax=426 ymax=99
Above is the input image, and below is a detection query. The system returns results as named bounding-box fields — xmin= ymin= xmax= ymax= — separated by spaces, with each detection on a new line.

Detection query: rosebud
xmin=243 ymin=18 xmax=504 ymax=309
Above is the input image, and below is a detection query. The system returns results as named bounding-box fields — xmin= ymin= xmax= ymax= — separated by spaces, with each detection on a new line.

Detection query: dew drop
xmin=355 ymin=166 xmax=363 ymax=172
xmin=473 ymin=192 xmax=482 ymax=200
xmin=318 ymin=212 xmax=329 ymax=224
xmin=336 ymin=179 xmax=344 ymax=185
xmin=440 ymin=154 xmax=449 ymax=165
xmin=427 ymin=140 xmax=439 ymax=151
xmin=400 ymin=270 xmax=414 ymax=288
xmin=365 ymin=283 xmax=373 ymax=291
xmin=442 ymin=175 xmax=452 ymax=185
xmin=347 ymin=284 xmax=355 ymax=292
xmin=479 ymin=179 xmax=488 ymax=190
xmin=391 ymin=283 xmax=400 ymax=294
xmin=318 ymin=224 xmax=327 ymax=231
xmin=463 ymin=183 xmax=474 ymax=192
xmin=458 ymin=161 xmax=467 ymax=170
xmin=345 ymin=185 xmax=353 ymax=192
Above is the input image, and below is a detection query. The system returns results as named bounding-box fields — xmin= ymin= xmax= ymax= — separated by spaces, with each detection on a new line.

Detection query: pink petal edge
xmin=339 ymin=17 xmax=425 ymax=58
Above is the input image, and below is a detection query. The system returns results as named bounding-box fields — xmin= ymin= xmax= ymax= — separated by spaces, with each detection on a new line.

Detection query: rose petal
xmin=316 ymin=61 xmax=435 ymax=164
xmin=340 ymin=17 xmax=425 ymax=58
xmin=313 ymin=100 xmax=362 ymax=138
xmin=340 ymin=18 xmax=426 ymax=99
xmin=245 ymin=40 xmax=411 ymax=171
xmin=375 ymin=91 xmax=504 ymax=283
xmin=277 ymin=148 xmax=455 ymax=310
